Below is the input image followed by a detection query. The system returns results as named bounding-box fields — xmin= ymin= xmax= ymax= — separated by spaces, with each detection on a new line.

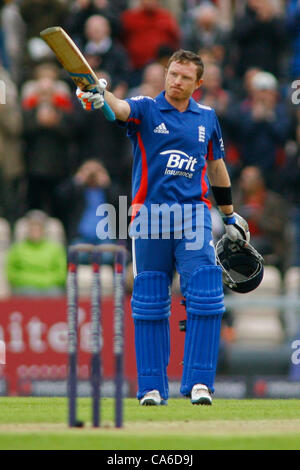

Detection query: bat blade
xmin=40 ymin=26 xmax=115 ymax=121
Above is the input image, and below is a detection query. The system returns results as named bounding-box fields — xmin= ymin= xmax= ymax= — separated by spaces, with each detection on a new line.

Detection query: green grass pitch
xmin=0 ymin=397 xmax=300 ymax=450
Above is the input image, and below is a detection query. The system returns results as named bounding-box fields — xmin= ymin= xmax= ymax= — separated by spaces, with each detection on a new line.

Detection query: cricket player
xmin=76 ymin=50 xmax=249 ymax=406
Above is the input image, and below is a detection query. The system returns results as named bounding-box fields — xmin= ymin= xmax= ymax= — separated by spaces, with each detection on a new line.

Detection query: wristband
xmin=223 ymin=213 xmax=236 ymax=225
xmin=211 ymin=186 xmax=233 ymax=206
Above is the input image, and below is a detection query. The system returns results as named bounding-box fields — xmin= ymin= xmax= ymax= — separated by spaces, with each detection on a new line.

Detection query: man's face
xmin=27 ymin=221 xmax=45 ymax=242
xmin=165 ymin=61 xmax=202 ymax=102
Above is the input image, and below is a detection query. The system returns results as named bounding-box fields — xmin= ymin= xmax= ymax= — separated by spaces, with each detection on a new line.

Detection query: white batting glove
xmin=76 ymin=78 xmax=107 ymax=111
xmin=223 ymin=212 xmax=250 ymax=243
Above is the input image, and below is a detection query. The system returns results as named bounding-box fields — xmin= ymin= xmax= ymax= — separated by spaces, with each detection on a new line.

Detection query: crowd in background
xmin=0 ymin=0 xmax=299 ymax=296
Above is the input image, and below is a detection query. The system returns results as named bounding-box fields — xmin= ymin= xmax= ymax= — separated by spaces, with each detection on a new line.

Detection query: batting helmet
xmin=216 ymin=235 xmax=264 ymax=293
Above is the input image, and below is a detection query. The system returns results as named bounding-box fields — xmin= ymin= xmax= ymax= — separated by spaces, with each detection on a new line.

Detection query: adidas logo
xmin=154 ymin=123 xmax=169 ymax=134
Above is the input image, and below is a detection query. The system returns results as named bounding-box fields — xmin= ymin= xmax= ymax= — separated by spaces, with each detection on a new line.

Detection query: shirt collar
xmin=155 ymin=91 xmax=202 ymax=114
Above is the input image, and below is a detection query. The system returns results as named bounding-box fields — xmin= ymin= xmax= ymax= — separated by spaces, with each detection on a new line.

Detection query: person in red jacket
xmin=121 ymin=0 xmax=180 ymax=86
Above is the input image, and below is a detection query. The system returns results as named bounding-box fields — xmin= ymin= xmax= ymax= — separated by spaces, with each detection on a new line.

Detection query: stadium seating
xmin=229 ymin=265 xmax=285 ymax=346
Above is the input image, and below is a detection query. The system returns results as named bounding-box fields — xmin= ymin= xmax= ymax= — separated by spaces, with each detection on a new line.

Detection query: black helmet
xmin=216 ymin=235 xmax=264 ymax=293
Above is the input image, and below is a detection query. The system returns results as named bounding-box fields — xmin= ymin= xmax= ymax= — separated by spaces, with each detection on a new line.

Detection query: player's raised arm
xmin=76 ymin=78 xmax=131 ymax=121
xmin=207 ymin=158 xmax=250 ymax=242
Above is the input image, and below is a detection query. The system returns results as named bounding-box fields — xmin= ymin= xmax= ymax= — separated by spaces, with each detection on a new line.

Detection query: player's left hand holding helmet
xmin=216 ymin=235 xmax=264 ymax=293
xmin=222 ymin=212 xmax=250 ymax=243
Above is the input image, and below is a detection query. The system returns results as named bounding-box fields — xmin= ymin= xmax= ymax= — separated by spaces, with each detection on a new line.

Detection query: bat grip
xmin=101 ymin=102 xmax=116 ymax=121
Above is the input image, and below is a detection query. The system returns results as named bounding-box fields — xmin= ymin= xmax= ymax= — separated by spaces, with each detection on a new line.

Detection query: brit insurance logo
xmin=160 ymin=150 xmax=197 ymax=179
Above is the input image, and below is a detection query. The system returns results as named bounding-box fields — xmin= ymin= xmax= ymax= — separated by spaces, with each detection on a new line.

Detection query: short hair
xmin=166 ymin=50 xmax=204 ymax=80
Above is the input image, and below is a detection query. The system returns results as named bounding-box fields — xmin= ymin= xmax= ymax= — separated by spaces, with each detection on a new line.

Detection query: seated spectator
xmin=127 ymin=62 xmax=165 ymax=98
xmin=121 ymin=0 xmax=180 ymax=86
xmin=6 ymin=210 xmax=66 ymax=297
xmin=56 ymin=159 xmax=118 ymax=264
xmin=83 ymin=14 xmax=129 ymax=98
xmin=233 ymin=166 xmax=291 ymax=277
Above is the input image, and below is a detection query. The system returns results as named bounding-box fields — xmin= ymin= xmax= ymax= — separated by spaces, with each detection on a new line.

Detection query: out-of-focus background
xmin=0 ymin=0 xmax=300 ymax=399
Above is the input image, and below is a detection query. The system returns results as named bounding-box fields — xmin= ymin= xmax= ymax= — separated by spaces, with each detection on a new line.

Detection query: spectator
xmin=233 ymin=166 xmax=291 ymax=277
xmin=183 ymin=2 xmax=229 ymax=61
xmin=83 ymin=14 xmax=129 ymax=97
xmin=127 ymin=62 xmax=165 ymax=98
xmin=1 ymin=0 xmax=26 ymax=85
xmin=227 ymin=71 xmax=291 ymax=189
xmin=286 ymin=0 xmax=300 ymax=79
xmin=231 ymin=0 xmax=288 ymax=79
xmin=65 ymin=0 xmax=121 ymax=45
xmin=6 ymin=210 xmax=66 ymax=297
xmin=56 ymin=159 xmax=119 ymax=263
xmin=0 ymin=62 xmax=25 ymax=225
xmin=21 ymin=65 xmax=73 ymax=112
xmin=156 ymin=44 xmax=176 ymax=69
xmin=121 ymin=0 xmax=180 ymax=86
xmin=281 ymin=117 xmax=300 ymax=266
xmin=22 ymin=75 xmax=74 ymax=217
xmin=19 ymin=0 xmax=68 ymax=40
xmin=70 ymin=76 xmax=132 ymax=196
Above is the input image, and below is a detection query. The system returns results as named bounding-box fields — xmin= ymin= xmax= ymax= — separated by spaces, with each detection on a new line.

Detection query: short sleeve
xmin=120 ymin=96 xmax=153 ymax=136
xmin=206 ymin=110 xmax=225 ymax=161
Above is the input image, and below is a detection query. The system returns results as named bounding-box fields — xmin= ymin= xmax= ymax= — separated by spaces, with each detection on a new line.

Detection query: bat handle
xmin=101 ymin=102 xmax=116 ymax=121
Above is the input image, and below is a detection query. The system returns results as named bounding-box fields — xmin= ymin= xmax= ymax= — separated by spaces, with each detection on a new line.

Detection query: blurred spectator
xmin=239 ymin=66 xmax=262 ymax=101
xmin=6 ymin=210 xmax=66 ymax=297
xmin=56 ymin=159 xmax=118 ymax=264
xmin=121 ymin=0 xmax=180 ymax=86
xmin=21 ymin=64 xmax=73 ymax=112
xmin=69 ymin=76 xmax=132 ymax=195
xmin=19 ymin=0 xmax=68 ymax=40
xmin=231 ymin=0 xmax=288 ymax=79
xmin=233 ymin=166 xmax=291 ymax=277
xmin=1 ymin=0 xmax=26 ymax=85
xmin=193 ymin=62 xmax=231 ymax=112
xmin=83 ymin=14 xmax=129 ymax=97
xmin=0 ymin=62 xmax=25 ymax=225
xmin=286 ymin=0 xmax=300 ymax=79
xmin=160 ymin=0 xmax=184 ymax=21
xmin=156 ymin=44 xmax=176 ymax=69
xmin=281 ymin=118 xmax=300 ymax=266
xmin=183 ymin=2 xmax=229 ymax=62
xmin=22 ymin=74 xmax=74 ymax=217
xmin=184 ymin=0 xmax=239 ymax=31
xmin=127 ymin=61 xmax=165 ymax=98
xmin=65 ymin=0 xmax=121 ymax=45
xmin=226 ymin=71 xmax=291 ymax=188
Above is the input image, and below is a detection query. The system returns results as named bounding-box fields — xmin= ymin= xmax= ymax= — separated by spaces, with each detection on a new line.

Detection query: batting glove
xmin=76 ymin=78 xmax=107 ymax=111
xmin=223 ymin=212 xmax=250 ymax=243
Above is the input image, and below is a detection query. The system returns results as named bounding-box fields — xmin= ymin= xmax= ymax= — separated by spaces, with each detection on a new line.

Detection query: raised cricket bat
xmin=40 ymin=26 xmax=115 ymax=121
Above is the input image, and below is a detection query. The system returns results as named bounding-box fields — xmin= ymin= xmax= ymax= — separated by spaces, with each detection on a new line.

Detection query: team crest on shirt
xmin=198 ymin=126 xmax=206 ymax=142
